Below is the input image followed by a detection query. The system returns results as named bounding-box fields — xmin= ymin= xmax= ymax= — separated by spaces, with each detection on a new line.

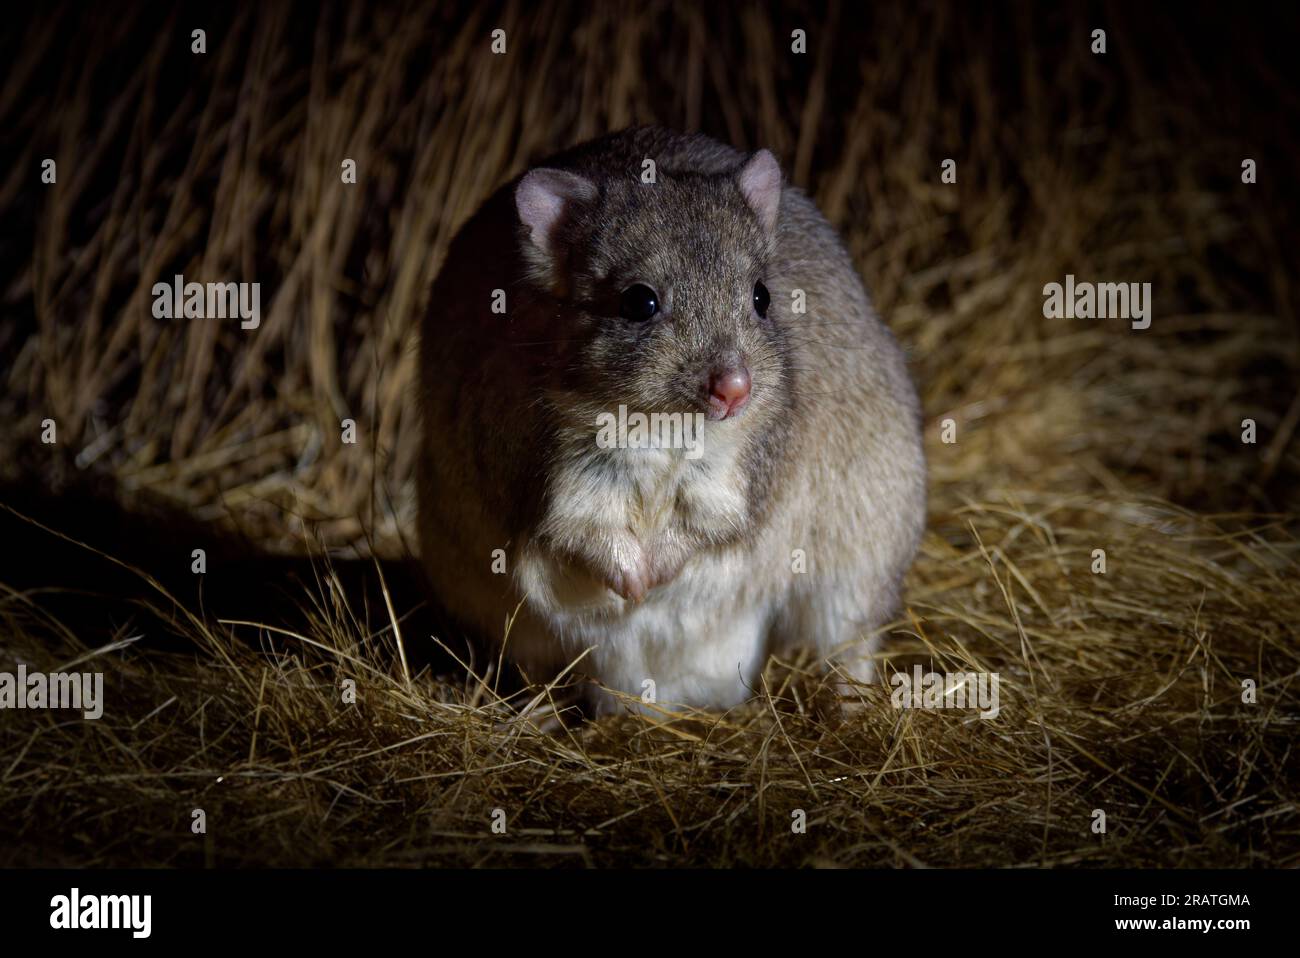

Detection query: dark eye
xmin=753 ymin=281 xmax=770 ymax=318
xmin=619 ymin=284 xmax=659 ymax=322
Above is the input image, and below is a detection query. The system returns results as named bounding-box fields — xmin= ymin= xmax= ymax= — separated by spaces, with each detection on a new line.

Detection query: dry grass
xmin=1 ymin=0 xmax=1297 ymax=866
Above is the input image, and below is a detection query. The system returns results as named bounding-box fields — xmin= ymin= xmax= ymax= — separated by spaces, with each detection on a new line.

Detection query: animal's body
xmin=418 ymin=127 xmax=925 ymax=715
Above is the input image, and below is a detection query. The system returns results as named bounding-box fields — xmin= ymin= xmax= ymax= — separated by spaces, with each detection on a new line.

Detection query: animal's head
xmin=514 ymin=148 xmax=792 ymax=433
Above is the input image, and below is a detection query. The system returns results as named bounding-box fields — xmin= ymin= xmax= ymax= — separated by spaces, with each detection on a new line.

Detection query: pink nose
xmin=708 ymin=367 xmax=752 ymax=419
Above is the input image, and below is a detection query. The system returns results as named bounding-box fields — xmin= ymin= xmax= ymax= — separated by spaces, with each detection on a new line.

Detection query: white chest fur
xmin=511 ymin=428 xmax=772 ymax=710
xmin=520 ymin=427 xmax=749 ymax=609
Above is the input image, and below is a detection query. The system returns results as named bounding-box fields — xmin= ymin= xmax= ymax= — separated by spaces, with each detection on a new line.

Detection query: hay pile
xmin=1 ymin=1 xmax=1297 ymax=866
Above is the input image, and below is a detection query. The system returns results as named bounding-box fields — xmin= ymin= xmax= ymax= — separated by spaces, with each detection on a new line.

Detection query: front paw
xmin=605 ymin=562 xmax=651 ymax=603
xmin=605 ymin=550 xmax=688 ymax=603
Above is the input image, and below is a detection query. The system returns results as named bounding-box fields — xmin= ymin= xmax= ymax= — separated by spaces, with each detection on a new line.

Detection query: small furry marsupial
xmin=418 ymin=127 xmax=926 ymax=715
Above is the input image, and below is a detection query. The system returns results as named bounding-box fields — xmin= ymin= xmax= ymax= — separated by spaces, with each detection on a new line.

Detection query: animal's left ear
xmin=736 ymin=149 xmax=782 ymax=235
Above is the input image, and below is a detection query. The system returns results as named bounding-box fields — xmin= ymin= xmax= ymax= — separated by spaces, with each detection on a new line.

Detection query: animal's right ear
xmin=515 ymin=169 xmax=597 ymax=267
xmin=736 ymin=149 xmax=782 ymax=236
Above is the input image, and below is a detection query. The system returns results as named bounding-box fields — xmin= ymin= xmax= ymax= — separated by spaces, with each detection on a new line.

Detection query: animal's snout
xmin=707 ymin=365 xmax=751 ymax=420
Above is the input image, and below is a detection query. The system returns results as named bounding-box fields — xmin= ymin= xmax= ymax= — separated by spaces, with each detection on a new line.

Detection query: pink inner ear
xmin=738 ymin=149 xmax=782 ymax=234
xmin=516 ymin=169 xmax=595 ymax=255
